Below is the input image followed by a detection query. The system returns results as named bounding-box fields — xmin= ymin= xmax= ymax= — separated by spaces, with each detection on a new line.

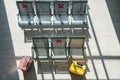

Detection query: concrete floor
xmin=0 ymin=0 xmax=120 ymax=80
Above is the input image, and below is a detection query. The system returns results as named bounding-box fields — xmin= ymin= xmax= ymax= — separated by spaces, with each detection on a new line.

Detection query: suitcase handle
xmin=73 ymin=61 xmax=83 ymax=68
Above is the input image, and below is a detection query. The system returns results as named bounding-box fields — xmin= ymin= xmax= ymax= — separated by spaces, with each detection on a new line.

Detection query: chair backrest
xmin=54 ymin=1 xmax=69 ymax=15
xmin=52 ymin=38 xmax=66 ymax=48
xmin=69 ymin=37 xmax=85 ymax=59
xmin=72 ymin=1 xmax=87 ymax=14
xmin=36 ymin=2 xmax=51 ymax=15
xmin=51 ymin=37 xmax=67 ymax=57
xmin=70 ymin=38 xmax=84 ymax=48
xmin=20 ymin=14 xmax=29 ymax=21
xmin=33 ymin=38 xmax=48 ymax=48
xmin=16 ymin=1 xmax=33 ymax=14
xmin=33 ymin=37 xmax=49 ymax=57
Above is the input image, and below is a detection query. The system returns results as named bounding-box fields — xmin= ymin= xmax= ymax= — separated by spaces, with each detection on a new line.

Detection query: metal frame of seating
xmin=16 ymin=0 xmax=88 ymax=29
xmin=32 ymin=36 xmax=86 ymax=60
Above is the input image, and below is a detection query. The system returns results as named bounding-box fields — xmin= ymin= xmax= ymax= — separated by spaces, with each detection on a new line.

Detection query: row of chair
xmin=16 ymin=1 xmax=88 ymax=27
xmin=32 ymin=36 xmax=86 ymax=60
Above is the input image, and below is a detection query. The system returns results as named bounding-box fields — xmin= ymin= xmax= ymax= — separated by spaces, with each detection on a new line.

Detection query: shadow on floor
xmin=106 ymin=0 xmax=120 ymax=44
xmin=87 ymin=7 xmax=111 ymax=80
xmin=23 ymin=28 xmax=90 ymax=43
xmin=24 ymin=29 xmax=40 ymax=43
xmin=0 ymin=0 xmax=19 ymax=80
xmin=36 ymin=60 xmax=87 ymax=80
xmin=70 ymin=72 xmax=86 ymax=80
xmin=23 ymin=62 xmax=37 ymax=80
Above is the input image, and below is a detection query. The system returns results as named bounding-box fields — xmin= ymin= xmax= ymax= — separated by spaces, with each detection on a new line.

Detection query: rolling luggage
xmin=18 ymin=56 xmax=33 ymax=72
xmin=69 ymin=61 xmax=86 ymax=76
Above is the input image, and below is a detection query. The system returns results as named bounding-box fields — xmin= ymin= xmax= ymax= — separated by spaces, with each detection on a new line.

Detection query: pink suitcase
xmin=18 ymin=56 xmax=33 ymax=72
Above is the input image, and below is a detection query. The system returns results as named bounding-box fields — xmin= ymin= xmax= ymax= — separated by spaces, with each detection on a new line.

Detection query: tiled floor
xmin=0 ymin=0 xmax=120 ymax=80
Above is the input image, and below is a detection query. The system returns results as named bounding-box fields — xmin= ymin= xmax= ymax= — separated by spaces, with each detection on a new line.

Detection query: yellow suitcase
xmin=69 ymin=61 xmax=86 ymax=76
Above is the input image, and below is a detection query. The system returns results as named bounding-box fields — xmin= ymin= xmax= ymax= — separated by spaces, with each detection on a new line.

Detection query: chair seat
xmin=39 ymin=15 xmax=51 ymax=25
xmin=71 ymin=55 xmax=84 ymax=59
xmin=32 ymin=54 xmax=48 ymax=59
xmin=29 ymin=15 xmax=34 ymax=25
xmin=32 ymin=49 xmax=49 ymax=59
xmin=54 ymin=15 xmax=69 ymax=25
xmin=51 ymin=55 xmax=67 ymax=59
xmin=18 ymin=15 xmax=29 ymax=25
xmin=18 ymin=14 xmax=35 ymax=26
xmin=71 ymin=15 xmax=86 ymax=25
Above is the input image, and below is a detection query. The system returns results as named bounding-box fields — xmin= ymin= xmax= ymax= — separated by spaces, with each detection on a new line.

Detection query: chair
xmin=36 ymin=2 xmax=52 ymax=25
xmin=51 ymin=38 xmax=68 ymax=59
xmin=54 ymin=1 xmax=70 ymax=25
xmin=69 ymin=37 xmax=86 ymax=61
xmin=16 ymin=1 xmax=35 ymax=26
xmin=71 ymin=1 xmax=87 ymax=25
xmin=50 ymin=37 xmax=69 ymax=73
xmin=32 ymin=37 xmax=49 ymax=60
